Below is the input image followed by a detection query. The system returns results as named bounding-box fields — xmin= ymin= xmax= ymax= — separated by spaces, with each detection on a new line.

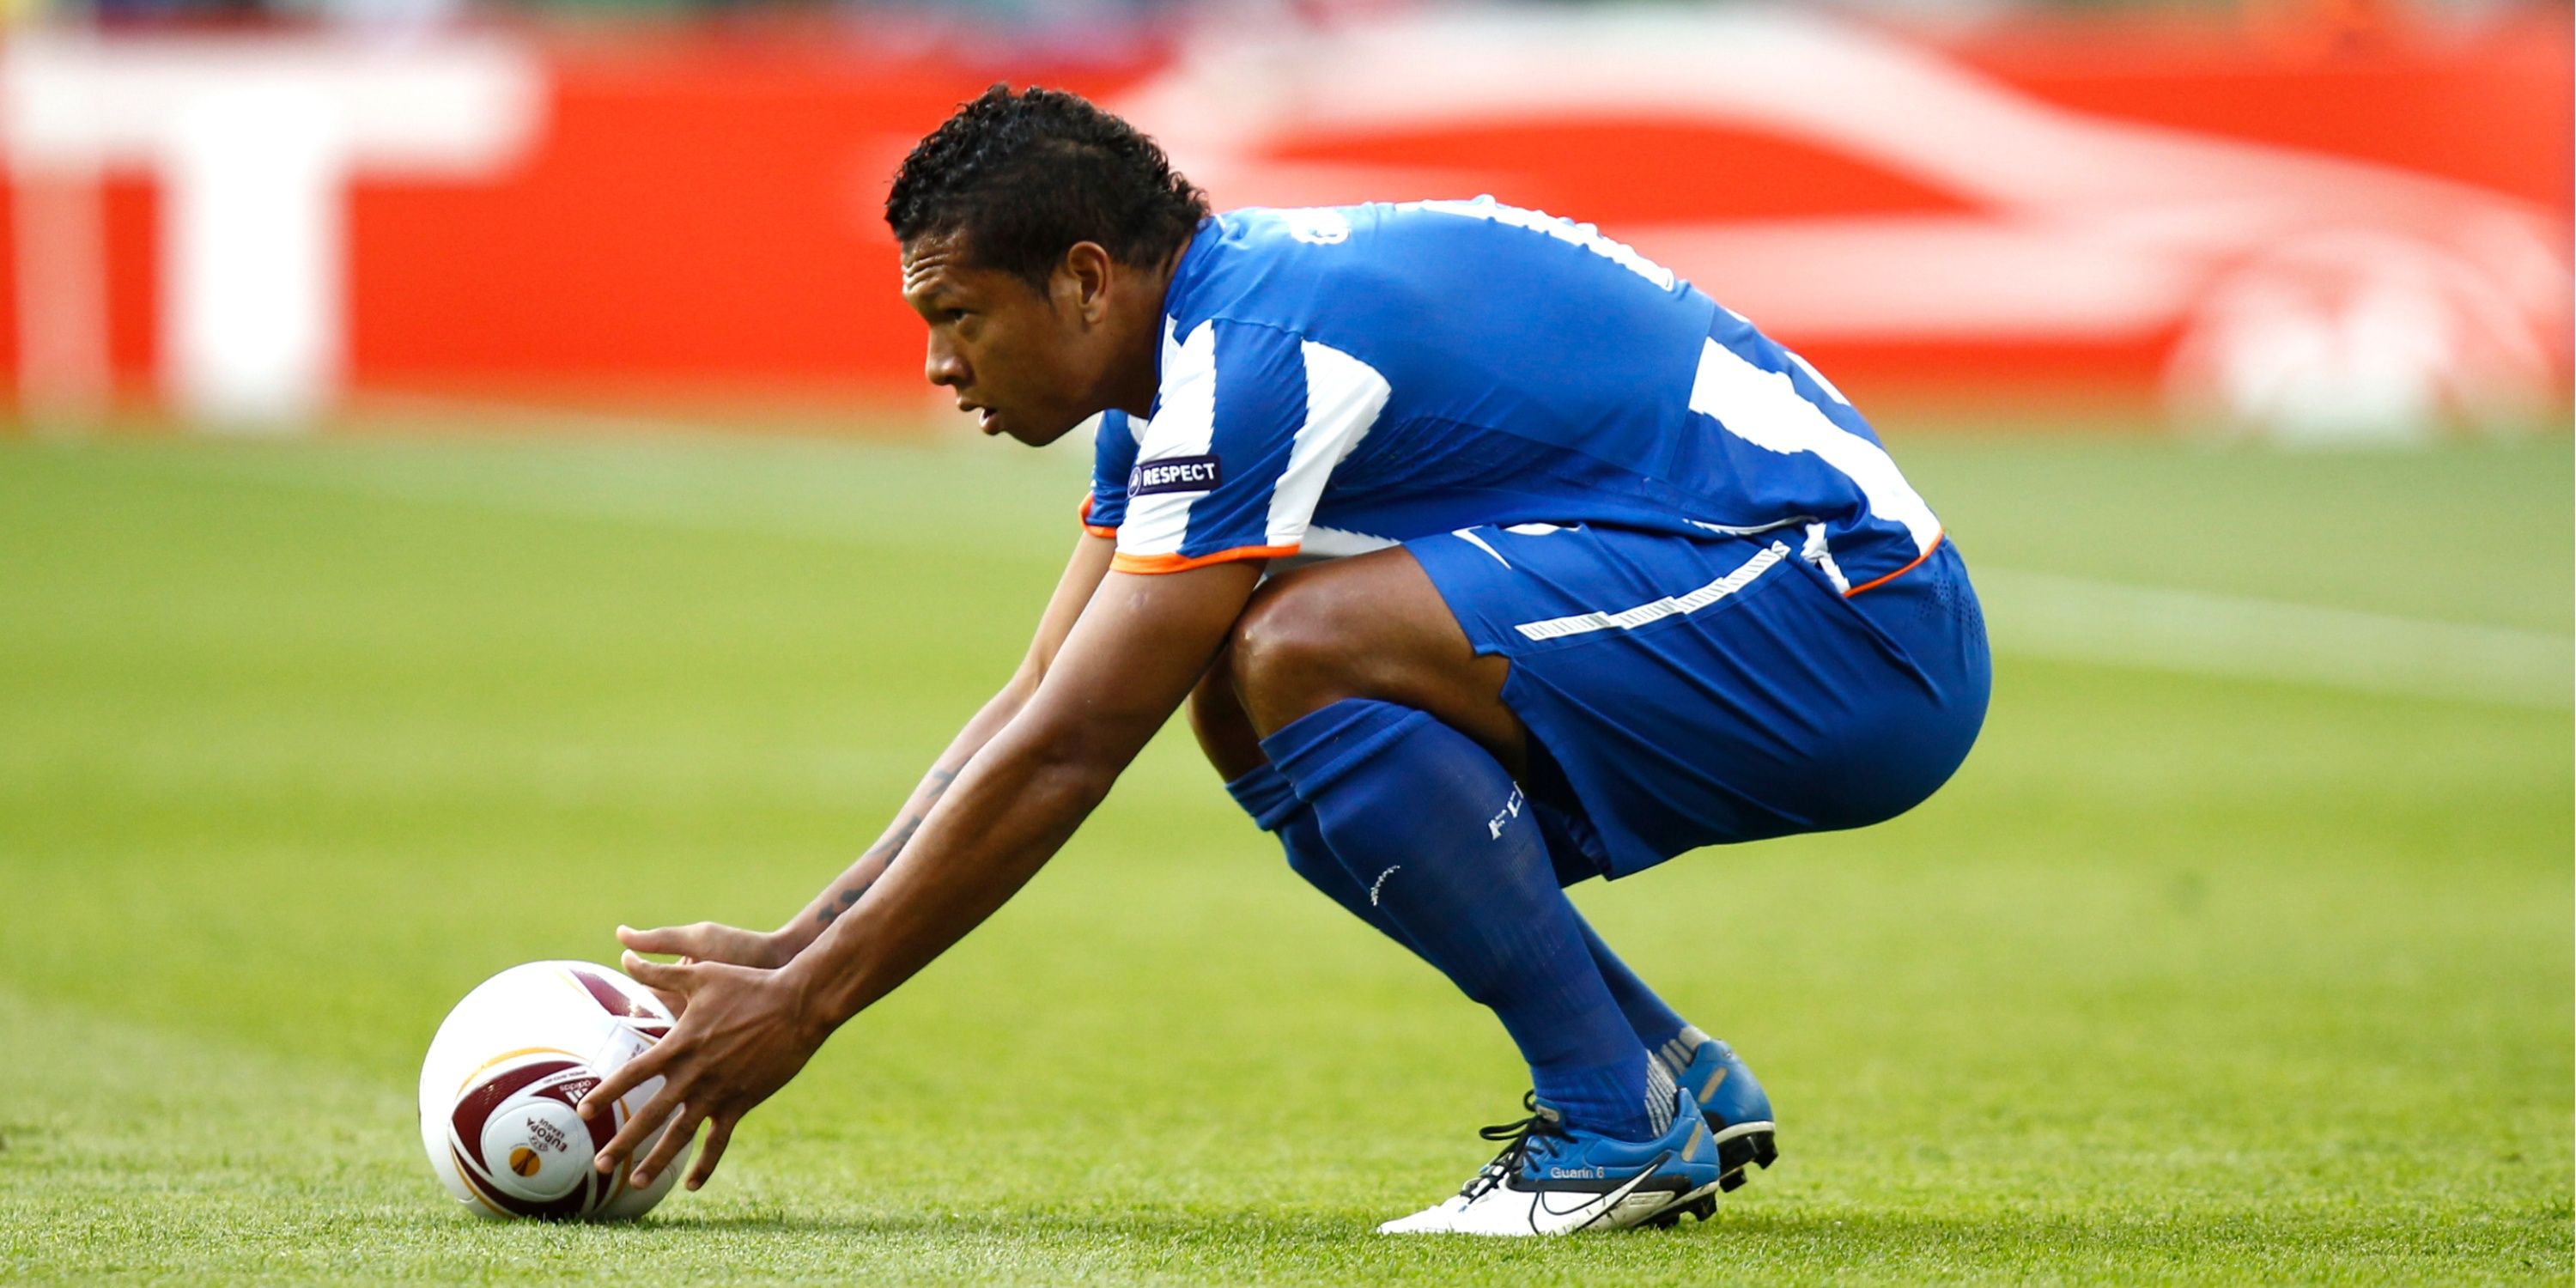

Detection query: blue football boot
xmin=1662 ymin=1030 xmax=1779 ymax=1208
xmin=1377 ymin=1091 xmax=1722 ymax=1236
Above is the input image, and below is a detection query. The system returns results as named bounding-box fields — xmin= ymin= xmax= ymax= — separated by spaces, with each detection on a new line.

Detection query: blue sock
xmin=1573 ymin=915 xmax=1692 ymax=1057
xmin=1262 ymin=698 xmax=1660 ymax=1142
xmin=1224 ymin=763 xmax=1428 ymax=957
xmin=1237 ymin=762 xmax=1698 ymax=1063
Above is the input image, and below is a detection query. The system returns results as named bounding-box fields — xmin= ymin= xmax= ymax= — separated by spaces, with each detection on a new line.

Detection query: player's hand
xmin=615 ymin=922 xmax=794 ymax=1014
xmin=574 ymin=949 xmax=827 ymax=1193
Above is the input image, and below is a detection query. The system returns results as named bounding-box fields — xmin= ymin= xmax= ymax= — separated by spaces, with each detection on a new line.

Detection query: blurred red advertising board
xmin=1 ymin=7 xmax=2564 ymax=437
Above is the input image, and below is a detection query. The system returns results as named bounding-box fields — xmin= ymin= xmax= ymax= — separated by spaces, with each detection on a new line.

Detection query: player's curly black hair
xmin=885 ymin=84 xmax=1210 ymax=290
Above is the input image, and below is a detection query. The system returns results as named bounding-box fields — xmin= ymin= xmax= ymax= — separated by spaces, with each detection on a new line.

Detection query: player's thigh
xmin=1224 ymin=547 xmax=1527 ymax=775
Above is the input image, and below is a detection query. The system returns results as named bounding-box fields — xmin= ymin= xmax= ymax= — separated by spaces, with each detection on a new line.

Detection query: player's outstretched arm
xmin=579 ymin=556 xmax=1264 ymax=1192
xmin=769 ymin=532 xmax=1119 ymax=949
xmin=613 ymin=532 xmax=1116 ymax=979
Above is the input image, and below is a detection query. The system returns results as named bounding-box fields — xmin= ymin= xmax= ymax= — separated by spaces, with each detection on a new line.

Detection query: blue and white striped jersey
xmin=1081 ymin=199 xmax=1942 ymax=595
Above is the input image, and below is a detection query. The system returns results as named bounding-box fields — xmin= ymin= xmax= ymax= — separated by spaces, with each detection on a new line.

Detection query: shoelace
xmin=1458 ymin=1092 xmax=1567 ymax=1200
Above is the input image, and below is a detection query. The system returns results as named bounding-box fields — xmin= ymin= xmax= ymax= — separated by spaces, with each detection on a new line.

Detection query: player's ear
xmin=1057 ymin=241 xmax=1115 ymax=325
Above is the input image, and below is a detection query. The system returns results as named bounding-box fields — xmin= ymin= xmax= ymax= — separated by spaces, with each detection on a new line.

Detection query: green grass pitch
xmin=2 ymin=419 xmax=2568 ymax=1284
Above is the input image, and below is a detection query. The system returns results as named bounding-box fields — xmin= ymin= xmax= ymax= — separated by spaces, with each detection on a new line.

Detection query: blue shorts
xmin=1408 ymin=522 xmax=1990 ymax=882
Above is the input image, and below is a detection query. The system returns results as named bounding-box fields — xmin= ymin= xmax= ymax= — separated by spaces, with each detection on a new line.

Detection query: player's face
xmin=900 ymin=234 xmax=1116 ymax=447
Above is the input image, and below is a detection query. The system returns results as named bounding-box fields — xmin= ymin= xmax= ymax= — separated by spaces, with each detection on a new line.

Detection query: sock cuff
xmin=1221 ymin=762 xmax=1306 ymax=832
xmin=1645 ymin=1058 xmax=1680 ymax=1133
xmin=1259 ymin=698 xmax=1438 ymax=802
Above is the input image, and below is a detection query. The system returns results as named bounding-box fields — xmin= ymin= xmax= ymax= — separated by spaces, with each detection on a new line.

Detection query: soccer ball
xmin=417 ymin=960 xmax=693 ymax=1220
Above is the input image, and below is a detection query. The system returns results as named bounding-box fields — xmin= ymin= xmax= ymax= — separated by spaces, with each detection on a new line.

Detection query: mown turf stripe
xmin=113 ymin=428 xmax=2573 ymax=711
xmin=1978 ymin=567 xmax=2573 ymax=710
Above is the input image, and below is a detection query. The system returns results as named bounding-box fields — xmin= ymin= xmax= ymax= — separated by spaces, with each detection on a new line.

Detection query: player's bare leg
xmin=1186 ymin=659 xmax=1268 ymax=783
xmin=1199 ymin=549 xmax=1763 ymax=1233
xmin=1188 ymin=554 xmax=1516 ymax=953
xmin=1195 ymin=553 xmax=1771 ymax=1154
xmin=1223 ymin=548 xmax=1525 ymax=763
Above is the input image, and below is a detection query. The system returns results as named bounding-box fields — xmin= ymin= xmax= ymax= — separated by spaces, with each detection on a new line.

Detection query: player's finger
xmin=616 ymin=929 xmax=694 ymax=1013
xmin=683 ymin=1116 xmax=734 ymax=1191
xmin=617 ymin=923 xmax=708 ymax=957
xmin=680 ymin=1113 xmax=732 ymax=1190
xmin=620 ymin=949 xmax=694 ymax=991
xmin=629 ymin=1103 xmax=704 ymax=1189
xmin=576 ymin=1038 xmax=675 ymax=1121
xmin=592 ymin=1080 xmax=685 ymax=1176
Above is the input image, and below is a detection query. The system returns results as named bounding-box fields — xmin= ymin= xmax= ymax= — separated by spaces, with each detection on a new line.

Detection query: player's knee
xmin=1229 ymin=583 xmax=1370 ymax=734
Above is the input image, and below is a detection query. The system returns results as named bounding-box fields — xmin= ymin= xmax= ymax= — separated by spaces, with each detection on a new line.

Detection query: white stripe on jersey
xmin=1263 ymin=340 xmax=1391 ymax=548
xmin=1271 ymin=522 xmax=1402 ymax=573
xmin=1120 ymin=330 xmax=1390 ymax=562
xmin=1117 ymin=320 xmax=1219 ymax=559
xmin=1688 ymin=337 xmax=1940 ymax=553
xmin=1158 ymin=314 xmax=1184 ymax=382
xmin=1301 ymin=523 xmax=1400 ymax=559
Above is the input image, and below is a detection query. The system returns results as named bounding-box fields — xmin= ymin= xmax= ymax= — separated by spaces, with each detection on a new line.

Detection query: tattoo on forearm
xmin=816 ymin=765 xmax=959 ymax=927
xmin=817 ymin=880 xmax=872 ymax=927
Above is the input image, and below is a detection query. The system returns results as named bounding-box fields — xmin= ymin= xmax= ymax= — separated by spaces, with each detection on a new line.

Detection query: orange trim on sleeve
xmin=1078 ymin=493 xmax=1117 ymax=539
xmin=1110 ymin=544 xmax=1301 ymax=574
xmin=1843 ymin=530 xmax=1943 ymax=598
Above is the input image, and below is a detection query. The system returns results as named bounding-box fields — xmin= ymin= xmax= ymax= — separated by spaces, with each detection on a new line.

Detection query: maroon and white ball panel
xmin=417 ymin=961 xmax=691 ymax=1220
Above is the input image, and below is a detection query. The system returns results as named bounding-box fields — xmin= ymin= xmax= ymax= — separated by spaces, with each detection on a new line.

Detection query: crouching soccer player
xmin=576 ymin=86 xmax=1990 ymax=1236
